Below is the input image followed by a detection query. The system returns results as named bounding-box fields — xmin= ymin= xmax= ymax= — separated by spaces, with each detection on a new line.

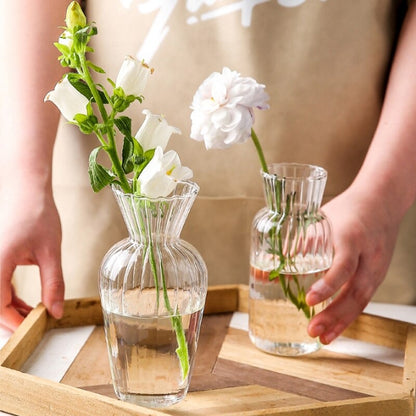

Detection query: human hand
xmin=306 ymin=187 xmax=400 ymax=344
xmin=0 ymin=188 xmax=65 ymax=331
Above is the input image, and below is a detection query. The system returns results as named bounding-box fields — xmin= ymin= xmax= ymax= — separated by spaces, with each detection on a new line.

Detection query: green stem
xmin=250 ymin=128 xmax=269 ymax=173
xmin=79 ymin=55 xmax=131 ymax=193
xmin=144 ymin=201 xmax=189 ymax=381
xmin=159 ymin=258 xmax=189 ymax=380
xmin=148 ymin=240 xmax=160 ymax=310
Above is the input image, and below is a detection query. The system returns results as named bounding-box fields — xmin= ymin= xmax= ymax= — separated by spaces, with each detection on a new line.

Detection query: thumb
xmin=39 ymin=255 xmax=65 ymax=319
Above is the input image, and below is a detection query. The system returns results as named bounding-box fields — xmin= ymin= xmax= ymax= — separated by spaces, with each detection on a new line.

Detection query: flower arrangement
xmin=190 ymin=67 xmax=314 ymax=319
xmin=45 ymin=1 xmax=192 ymax=379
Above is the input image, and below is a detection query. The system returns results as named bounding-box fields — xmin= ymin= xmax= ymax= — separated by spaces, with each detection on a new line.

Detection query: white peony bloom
xmin=135 ymin=109 xmax=181 ymax=152
xmin=116 ymin=56 xmax=152 ymax=97
xmin=139 ymin=147 xmax=193 ymax=198
xmin=44 ymin=76 xmax=89 ymax=121
xmin=190 ymin=67 xmax=269 ymax=149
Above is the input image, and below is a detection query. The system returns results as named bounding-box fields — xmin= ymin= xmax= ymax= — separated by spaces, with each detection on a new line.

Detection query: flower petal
xmin=138 ymin=147 xmax=192 ymax=197
xmin=135 ymin=110 xmax=181 ymax=152
xmin=44 ymin=76 xmax=89 ymax=121
xmin=190 ymin=67 xmax=268 ymax=149
xmin=116 ymin=56 xmax=152 ymax=97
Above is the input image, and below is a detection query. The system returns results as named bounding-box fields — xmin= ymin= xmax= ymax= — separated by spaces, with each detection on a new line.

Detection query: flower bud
xmin=116 ymin=56 xmax=153 ymax=97
xmin=66 ymin=1 xmax=87 ymax=30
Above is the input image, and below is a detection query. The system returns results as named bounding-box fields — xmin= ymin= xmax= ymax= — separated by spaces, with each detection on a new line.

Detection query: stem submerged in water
xmin=144 ymin=201 xmax=189 ymax=381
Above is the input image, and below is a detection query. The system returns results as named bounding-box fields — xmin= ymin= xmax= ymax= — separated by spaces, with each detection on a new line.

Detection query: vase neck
xmin=262 ymin=163 xmax=327 ymax=215
xmin=112 ymin=182 xmax=199 ymax=243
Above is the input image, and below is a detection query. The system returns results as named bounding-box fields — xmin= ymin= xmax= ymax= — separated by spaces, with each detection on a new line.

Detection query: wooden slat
xmin=192 ymin=313 xmax=233 ymax=375
xmin=213 ymin=358 xmax=368 ymax=402
xmin=237 ymin=284 xmax=249 ymax=313
xmin=0 ymin=304 xmax=48 ymax=370
xmin=1 ymin=285 xmax=415 ymax=416
xmin=204 ymin=285 xmax=239 ymax=314
xmin=0 ymin=366 xmax=166 ymax=416
xmin=48 ymin=297 xmax=103 ymax=329
xmin=218 ymin=327 xmax=404 ymax=397
xmin=162 ymin=387 xmax=413 ymax=416
xmin=342 ymin=313 xmax=409 ymax=350
xmin=167 ymin=385 xmax=320 ymax=416
xmin=403 ymin=324 xmax=416 ymax=394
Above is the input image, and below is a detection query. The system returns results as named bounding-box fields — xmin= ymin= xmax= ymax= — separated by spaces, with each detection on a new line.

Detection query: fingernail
xmin=51 ymin=301 xmax=64 ymax=319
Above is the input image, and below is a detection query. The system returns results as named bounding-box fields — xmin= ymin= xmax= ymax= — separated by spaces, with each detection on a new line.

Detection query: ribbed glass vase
xmin=249 ymin=163 xmax=333 ymax=356
xmin=99 ymin=181 xmax=207 ymax=408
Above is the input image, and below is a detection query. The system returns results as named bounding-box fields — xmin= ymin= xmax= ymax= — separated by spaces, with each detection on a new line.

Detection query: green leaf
xmin=114 ymin=116 xmax=132 ymax=138
xmin=122 ymin=136 xmax=134 ymax=174
xmin=96 ymin=83 xmax=111 ymax=104
xmin=73 ymin=111 xmax=98 ymax=134
xmin=87 ymin=60 xmax=105 ymax=73
xmin=67 ymin=74 xmax=108 ymax=104
xmin=278 ymin=275 xmax=289 ymax=297
xmin=53 ymin=42 xmax=70 ymax=56
xmin=144 ymin=148 xmax=155 ymax=162
xmin=88 ymin=147 xmax=114 ymax=192
xmin=107 ymin=78 xmax=116 ymax=88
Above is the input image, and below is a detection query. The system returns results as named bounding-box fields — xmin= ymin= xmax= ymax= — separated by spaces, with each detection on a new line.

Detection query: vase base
xmin=249 ymin=333 xmax=321 ymax=357
xmin=116 ymin=390 xmax=187 ymax=408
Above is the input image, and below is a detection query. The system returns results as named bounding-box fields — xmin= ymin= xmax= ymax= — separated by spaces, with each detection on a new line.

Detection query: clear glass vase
xmin=249 ymin=163 xmax=333 ymax=356
xmin=99 ymin=181 xmax=208 ymax=408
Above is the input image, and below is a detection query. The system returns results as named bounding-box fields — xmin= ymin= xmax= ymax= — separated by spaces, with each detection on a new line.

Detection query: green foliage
xmin=88 ymin=147 xmax=115 ymax=192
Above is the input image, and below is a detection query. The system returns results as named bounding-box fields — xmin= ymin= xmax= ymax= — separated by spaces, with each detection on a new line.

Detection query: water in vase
xmin=102 ymin=307 xmax=203 ymax=407
xmin=249 ymin=267 xmax=329 ymax=356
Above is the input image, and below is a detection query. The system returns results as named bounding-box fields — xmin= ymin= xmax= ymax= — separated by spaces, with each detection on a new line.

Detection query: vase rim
xmin=262 ymin=162 xmax=327 ymax=181
xmin=111 ymin=180 xmax=200 ymax=202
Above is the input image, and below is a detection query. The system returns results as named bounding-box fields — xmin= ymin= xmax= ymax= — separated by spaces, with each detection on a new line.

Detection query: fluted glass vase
xmin=249 ymin=163 xmax=333 ymax=356
xmin=99 ymin=181 xmax=207 ymax=408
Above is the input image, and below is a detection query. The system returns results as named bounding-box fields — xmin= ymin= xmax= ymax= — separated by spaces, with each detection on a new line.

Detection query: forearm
xmin=352 ymin=2 xmax=416 ymax=220
xmin=0 ymin=1 xmax=68 ymax=194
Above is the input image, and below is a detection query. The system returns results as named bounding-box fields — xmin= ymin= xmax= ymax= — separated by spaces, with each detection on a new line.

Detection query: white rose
xmin=116 ymin=56 xmax=152 ymax=97
xmin=190 ymin=67 xmax=269 ymax=149
xmin=135 ymin=110 xmax=181 ymax=152
xmin=139 ymin=147 xmax=193 ymax=198
xmin=44 ymin=76 xmax=89 ymax=121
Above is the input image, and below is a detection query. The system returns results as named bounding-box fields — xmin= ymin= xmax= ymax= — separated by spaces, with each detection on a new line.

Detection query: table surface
xmin=1 ymin=301 xmax=415 ymax=416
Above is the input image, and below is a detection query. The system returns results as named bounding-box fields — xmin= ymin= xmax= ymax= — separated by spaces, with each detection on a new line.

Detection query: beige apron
xmin=15 ymin=0 xmax=416 ymax=306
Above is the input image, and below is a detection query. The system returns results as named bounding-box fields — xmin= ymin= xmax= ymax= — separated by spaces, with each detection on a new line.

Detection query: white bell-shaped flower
xmin=116 ymin=56 xmax=152 ymax=97
xmin=139 ymin=147 xmax=193 ymax=198
xmin=135 ymin=110 xmax=181 ymax=152
xmin=44 ymin=76 xmax=89 ymax=121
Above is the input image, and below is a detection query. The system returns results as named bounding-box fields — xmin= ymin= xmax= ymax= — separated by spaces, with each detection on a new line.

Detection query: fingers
xmin=307 ymin=261 xmax=378 ymax=345
xmin=39 ymin=254 xmax=65 ymax=320
xmin=0 ymin=262 xmax=26 ymax=331
xmin=0 ymin=306 xmax=25 ymax=332
xmin=306 ymin=246 xmax=359 ymax=306
xmin=11 ymin=286 xmax=32 ymax=316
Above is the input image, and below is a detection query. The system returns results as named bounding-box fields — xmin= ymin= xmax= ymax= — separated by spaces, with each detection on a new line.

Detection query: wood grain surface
xmin=0 ymin=285 xmax=415 ymax=416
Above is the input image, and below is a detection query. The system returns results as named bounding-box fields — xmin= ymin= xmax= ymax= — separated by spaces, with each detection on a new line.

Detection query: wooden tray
xmin=0 ymin=284 xmax=415 ymax=416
